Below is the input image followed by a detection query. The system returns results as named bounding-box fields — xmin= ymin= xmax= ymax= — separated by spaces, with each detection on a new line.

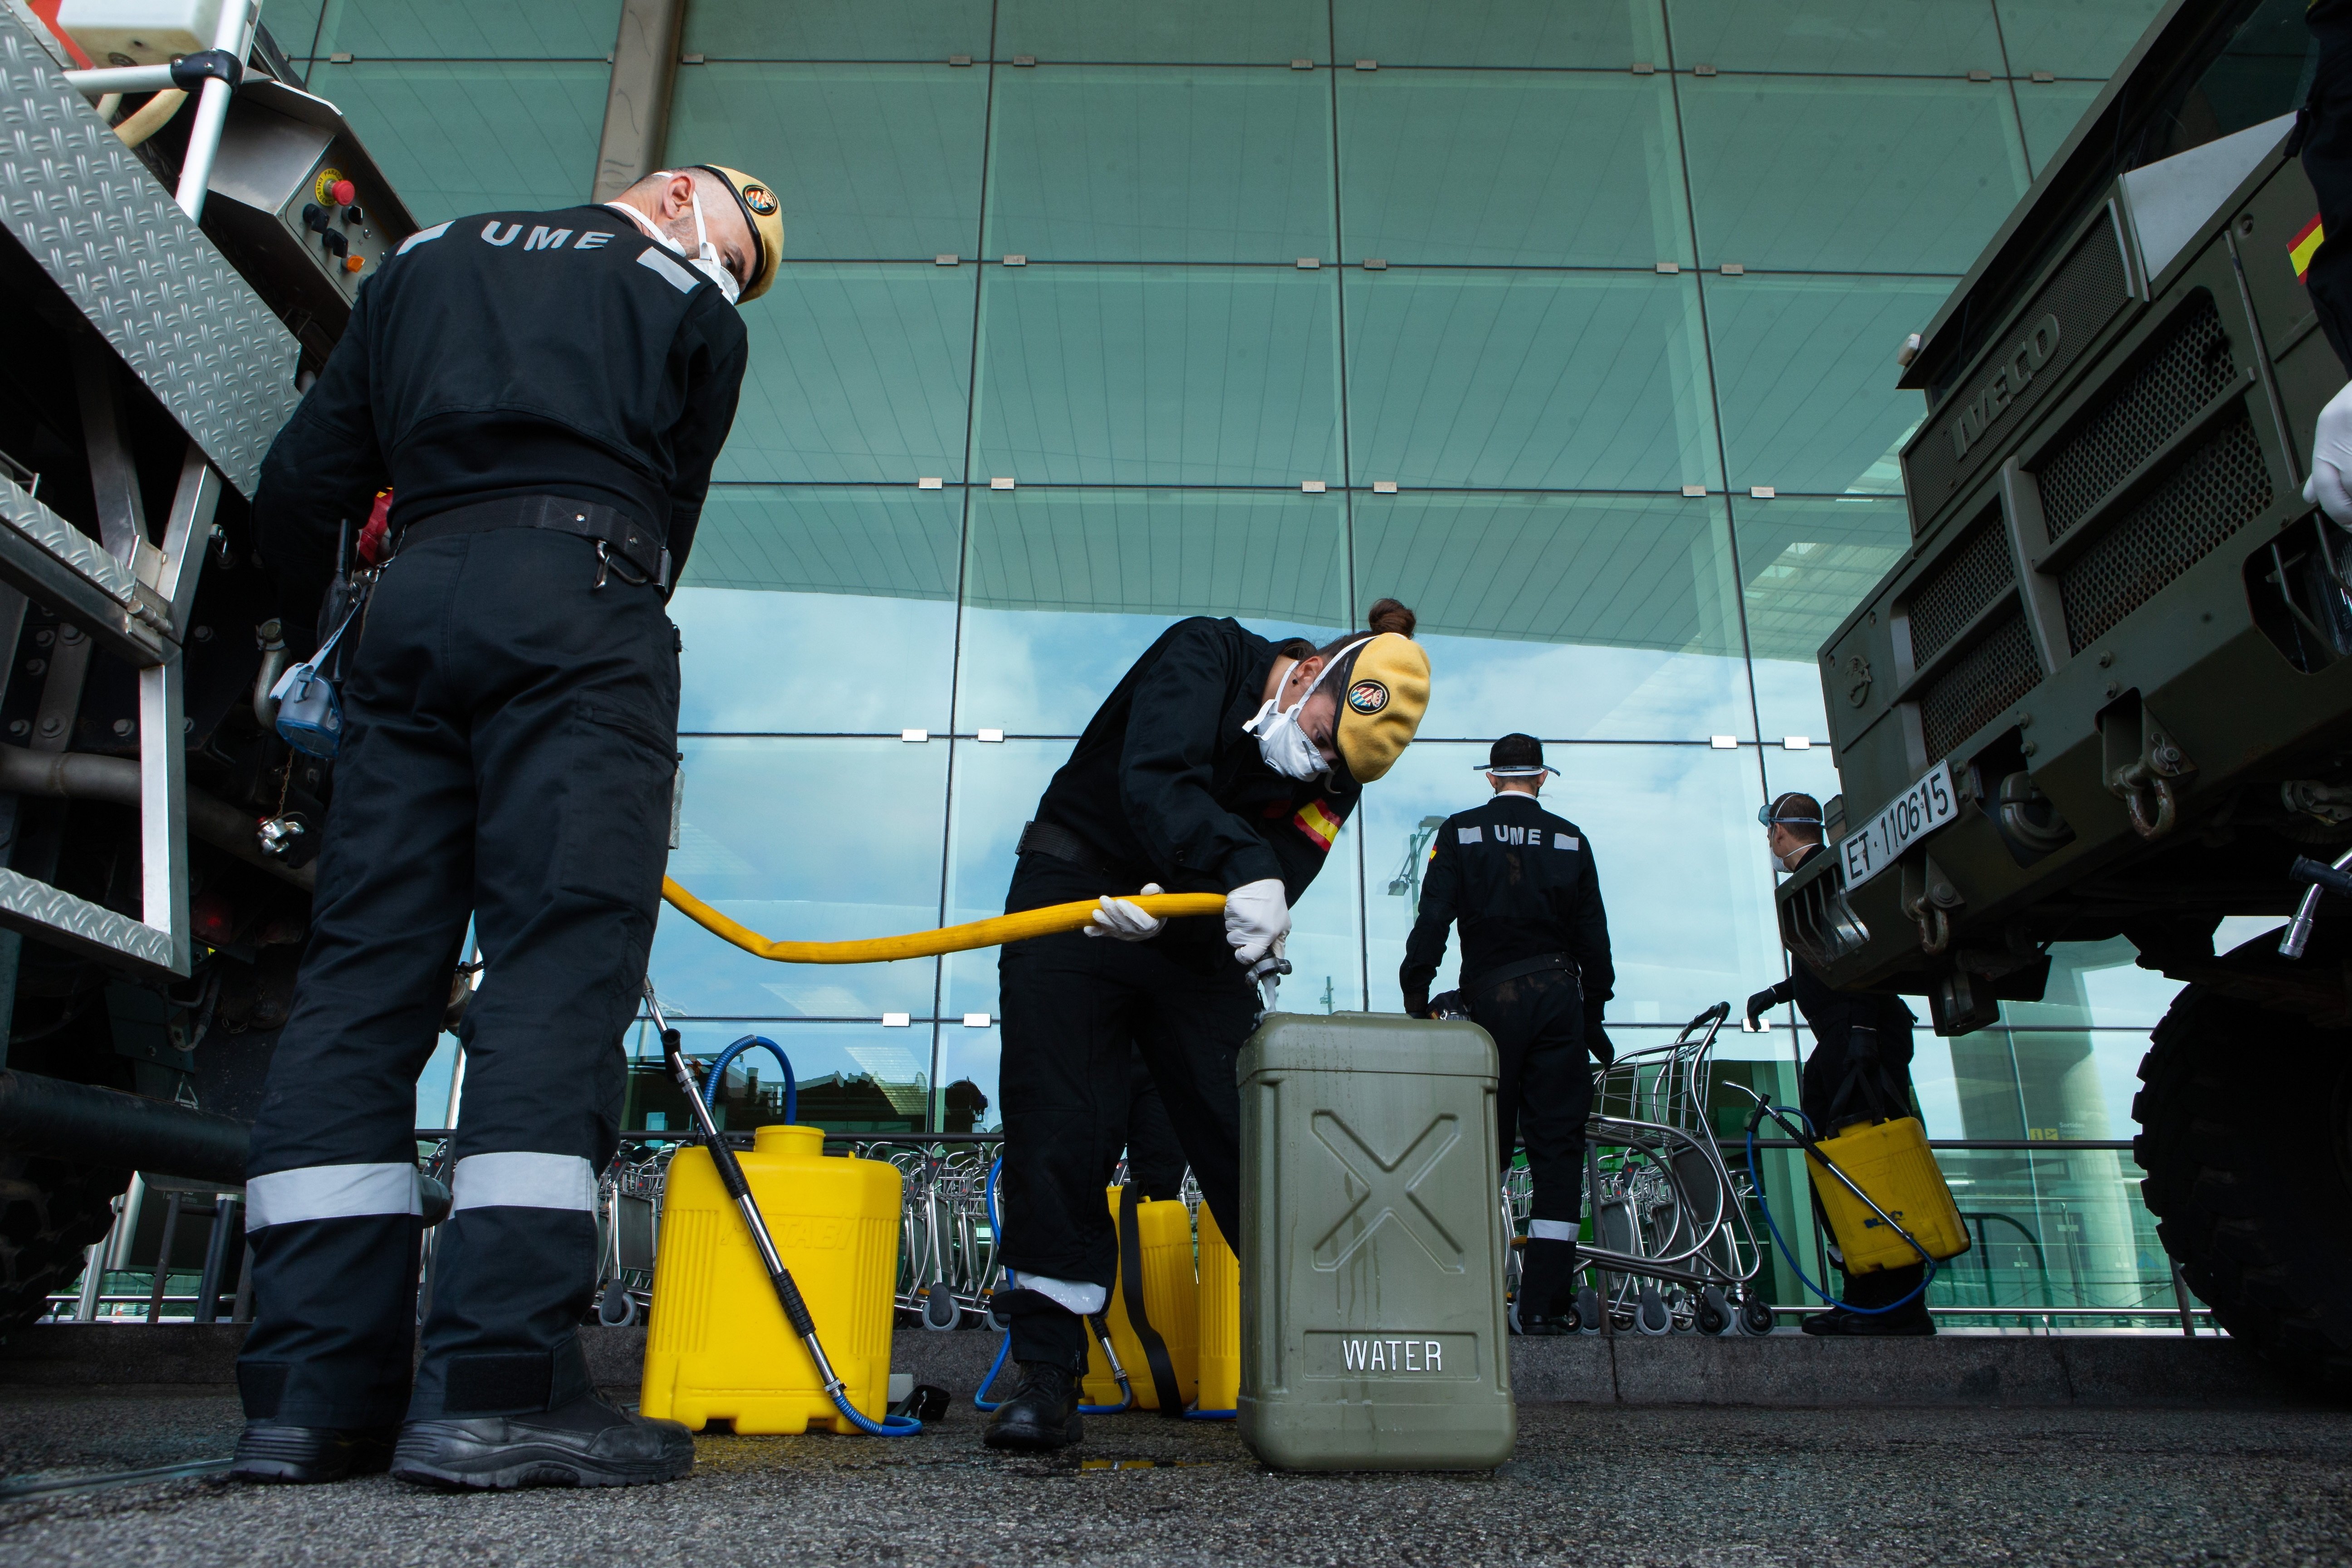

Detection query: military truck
xmin=1783 ymin=0 xmax=2351 ymax=1387
xmin=0 ymin=6 xmax=415 ymax=1325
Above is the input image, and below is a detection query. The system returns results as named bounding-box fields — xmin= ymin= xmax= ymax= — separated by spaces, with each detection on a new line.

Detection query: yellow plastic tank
xmin=1081 ymin=1186 xmax=1197 ymax=1411
xmin=1195 ymin=1201 xmax=1240 ymax=1415
xmin=640 ymin=1124 xmax=901 ymax=1433
xmin=1807 ymin=1115 xmax=1971 ymax=1274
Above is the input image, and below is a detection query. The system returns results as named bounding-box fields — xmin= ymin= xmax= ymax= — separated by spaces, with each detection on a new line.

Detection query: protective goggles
xmin=1756 ymin=801 xmax=1823 ymax=828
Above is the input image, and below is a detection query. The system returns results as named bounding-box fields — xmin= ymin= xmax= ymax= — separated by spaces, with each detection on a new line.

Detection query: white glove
xmin=2305 ymin=381 xmax=2352 ymax=525
xmin=1086 ymin=884 xmax=1166 ymax=942
xmin=1224 ymin=877 xmax=1291 ymax=966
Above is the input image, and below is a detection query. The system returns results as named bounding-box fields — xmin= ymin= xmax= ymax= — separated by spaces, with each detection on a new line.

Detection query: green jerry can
xmin=1237 ymin=1013 xmax=1515 ymax=1471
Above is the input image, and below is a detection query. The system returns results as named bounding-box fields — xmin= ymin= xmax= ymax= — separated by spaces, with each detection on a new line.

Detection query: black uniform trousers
xmin=1468 ymin=964 xmax=1591 ymax=1313
xmin=238 ymin=528 xmax=679 ymax=1429
xmin=1798 ymin=1007 xmax=1927 ymax=1315
xmin=995 ymin=858 xmax=1257 ymax=1370
xmin=1121 ymin=1046 xmax=1190 ymax=1203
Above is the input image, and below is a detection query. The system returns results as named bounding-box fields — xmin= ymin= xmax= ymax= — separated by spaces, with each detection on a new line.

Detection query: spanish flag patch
xmin=2292 ymin=212 xmax=2327 ymax=284
xmin=1294 ymin=798 xmax=1346 ymax=851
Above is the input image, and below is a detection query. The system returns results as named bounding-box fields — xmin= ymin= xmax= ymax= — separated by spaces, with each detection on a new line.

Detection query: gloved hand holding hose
xmin=2307 ymin=381 xmax=2352 ymax=525
xmin=1086 ymin=883 xmax=1167 ymax=941
xmin=1223 ymin=877 xmax=1290 ymax=965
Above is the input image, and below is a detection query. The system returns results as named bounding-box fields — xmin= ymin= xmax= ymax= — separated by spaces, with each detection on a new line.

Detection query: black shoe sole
xmin=389 ymin=1436 xmax=693 ymax=1491
xmin=982 ymin=1412 xmax=1083 ymax=1453
xmin=230 ymin=1428 xmax=392 ymax=1485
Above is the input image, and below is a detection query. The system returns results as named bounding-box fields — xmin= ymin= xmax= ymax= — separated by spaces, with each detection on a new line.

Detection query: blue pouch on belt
xmin=269 ymin=609 xmax=358 ymax=758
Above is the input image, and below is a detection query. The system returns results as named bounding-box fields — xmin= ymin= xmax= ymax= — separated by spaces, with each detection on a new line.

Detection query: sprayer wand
xmin=647 ymin=981 xmax=918 ymax=1435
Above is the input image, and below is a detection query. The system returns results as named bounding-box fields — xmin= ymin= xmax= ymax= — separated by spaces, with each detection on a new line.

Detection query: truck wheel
xmin=2134 ymin=985 xmax=2352 ymax=1392
xmin=0 ymin=1156 xmax=128 ymax=1330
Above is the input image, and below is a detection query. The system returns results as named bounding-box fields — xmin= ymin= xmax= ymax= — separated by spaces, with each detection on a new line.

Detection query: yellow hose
xmin=113 ymin=87 xmax=186 ymax=149
xmin=660 ymin=877 xmax=1226 ymax=964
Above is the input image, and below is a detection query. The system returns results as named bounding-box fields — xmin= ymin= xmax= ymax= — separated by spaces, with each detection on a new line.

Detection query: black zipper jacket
xmin=1400 ymin=790 xmax=1614 ymax=1016
xmin=251 ymin=205 xmax=749 ymax=620
xmin=1023 ymin=617 xmax=1358 ymax=911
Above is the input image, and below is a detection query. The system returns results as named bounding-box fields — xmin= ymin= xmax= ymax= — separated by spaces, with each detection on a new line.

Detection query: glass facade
xmin=297 ymin=0 xmax=2203 ymax=1318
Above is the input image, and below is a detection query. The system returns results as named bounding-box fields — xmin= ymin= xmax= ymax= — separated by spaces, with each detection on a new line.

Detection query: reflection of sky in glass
xmin=652 ymin=738 xmax=946 ymax=1018
xmin=1358 ymin=741 xmax=1781 ymax=1017
xmin=1414 ymin=635 xmax=1750 ymax=743
xmin=674 ymin=587 xmax=957 ymax=734
xmin=958 ymin=608 xmax=1346 ymax=737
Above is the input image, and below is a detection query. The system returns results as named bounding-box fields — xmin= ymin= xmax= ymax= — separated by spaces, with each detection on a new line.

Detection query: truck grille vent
xmin=1919 ymin=613 xmax=2041 ymax=760
xmin=1781 ymin=872 xmax=1870 ymax=972
xmin=2038 ymin=294 xmax=2234 ymax=543
xmin=2060 ymin=413 xmax=2271 ymax=653
xmin=1905 ymin=514 xmax=2014 ymax=666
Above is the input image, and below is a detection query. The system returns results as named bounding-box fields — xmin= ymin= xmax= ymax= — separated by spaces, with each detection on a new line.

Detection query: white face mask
xmin=1243 ymin=642 xmax=1369 ymax=782
xmin=608 ymin=177 xmax=740 ymax=305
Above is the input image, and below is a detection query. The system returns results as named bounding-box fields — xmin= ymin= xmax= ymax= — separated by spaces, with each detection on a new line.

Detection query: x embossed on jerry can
xmin=1237 ymin=1013 xmax=1515 ymax=1470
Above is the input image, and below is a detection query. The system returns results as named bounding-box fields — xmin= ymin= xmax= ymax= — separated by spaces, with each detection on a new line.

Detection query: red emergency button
xmin=330 ymin=178 xmax=356 ymax=206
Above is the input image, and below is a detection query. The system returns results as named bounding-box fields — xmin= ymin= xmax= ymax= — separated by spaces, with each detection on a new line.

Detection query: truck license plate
xmin=1838 ymin=760 xmax=1958 ymax=889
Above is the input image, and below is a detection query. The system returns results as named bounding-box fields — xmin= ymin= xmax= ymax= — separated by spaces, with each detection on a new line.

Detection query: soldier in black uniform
xmin=984 ymin=600 xmax=1431 ymax=1451
xmin=1743 ymin=791 xmax=1933 ymax=1336
xmin=1400 ymin=734 xmax=1615 ymax=1337
xmin=229 ymin=167 xmax=782 ymax=1488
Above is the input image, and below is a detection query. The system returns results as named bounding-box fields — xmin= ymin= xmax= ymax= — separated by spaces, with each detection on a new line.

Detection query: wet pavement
xmin=3 ymin=1385 xmax=2349 ymax=1566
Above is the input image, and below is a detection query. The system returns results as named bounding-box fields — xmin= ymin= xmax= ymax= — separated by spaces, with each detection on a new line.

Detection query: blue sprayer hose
xmin=703 ymin=1034 xmax=796 ymax=1126
xmin=973 ymin=1154 xmax=1133 ymax=1415
xmin=1744 ymin=1109 xmax=1934 ymax=1317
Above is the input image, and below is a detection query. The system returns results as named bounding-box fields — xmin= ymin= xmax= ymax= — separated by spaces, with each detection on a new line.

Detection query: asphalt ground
xmin=3 ymin=1386 xmax=2349 ymax=1566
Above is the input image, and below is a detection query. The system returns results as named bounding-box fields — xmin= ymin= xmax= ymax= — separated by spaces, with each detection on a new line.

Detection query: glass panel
xmin=1706 ymin=274 xmax=1943 ymax=496
xmin=939 ymin=739 xmax=1365 ymax=1017
xmin=933 ymin=1025 xmax=1002 ymax=1132
xmin=682 ymin=0 xmax=994 ymax=60
xmin=315 ymin=0 xmax=620 ymax=58
xmin=716 ymin=265 xmax=975 ymax=483
xmin=972 ymin=268 xmax=1341 ymax=486
xmin=1733 ymin=495 xmax=1911 ymax=742
xmin=1333 ymin=0 xmax=1666 ymax=69
xmin=1337 ymin=72 xmax=1688 ymax=268
xmin=310 ymin=62 xmax=608 ymax=221
xmin=1994 ymin=0 xmax=2168 ymax=81
xmin=666 ymin=65 xmax=985 ymax=260
xmin=673 ymin=486 xmax=961 ymax=734
xmin=1352 ymin=493 xmax=1751 ymax=741
xmin=1359 ymin=742 xmax=1782 ymax=1018
xmin=1664 ymin=0 xmax=2002 ymax=76
xmin=1679 ymin=76 xmax=2030 ymax=274
xmin=1345 ymin=271 xmax=1718 ymax=492
xmin=2015 ymin=79 xmax=2105 ymax=174
xmin=267 ymin=0 xmax=326 ymax=65
xmin=985 ymin=67 xmax=1333 ymax=263
xmin=995 ymin=0 xmax=1327 ymax=64
xmin=626 ymin=1020 xmax=933 ymax=1135
xmin=652 ymin=738 xmax=947 ymax=1018
xmin=1926 ymin=1147 xmax=2175 ymax=1323
xmin=957 ymin=488 xmax=1348 ymax=735
xmin=1759 ymin=739 xmax=1841 ymax=811
xmin=2000 ymin=936 xmax=2185 ymax=1030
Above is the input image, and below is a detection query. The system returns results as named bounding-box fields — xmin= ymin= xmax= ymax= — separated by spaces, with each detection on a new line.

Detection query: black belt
xmin=1017 ymin=819 xmax=1110 ymax=875
xmin=399 ymin=495 xmax=669 ymax=588
xmin=1467 ymin=952 xmax=1573 ymax=995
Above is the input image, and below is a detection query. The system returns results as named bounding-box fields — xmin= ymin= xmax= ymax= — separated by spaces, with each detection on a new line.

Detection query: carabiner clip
xmin=593 ymin=540 xmax=612 ymax=590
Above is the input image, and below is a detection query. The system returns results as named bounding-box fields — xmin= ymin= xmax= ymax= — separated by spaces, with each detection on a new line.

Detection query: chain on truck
xmin=0 ymin=0 xmax=421 ymax=1324
xmin=1784 ymin=0 xmax=2352 ymax=1389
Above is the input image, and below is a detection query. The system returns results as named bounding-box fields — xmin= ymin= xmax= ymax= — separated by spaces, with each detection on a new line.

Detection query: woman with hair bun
xmin=983 ymin=598 xmax=1431 ymax=1453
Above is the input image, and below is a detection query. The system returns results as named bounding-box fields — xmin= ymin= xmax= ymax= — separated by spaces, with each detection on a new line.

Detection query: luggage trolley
xmin=1506 ymin=1002 xmax=1774 ymax=1336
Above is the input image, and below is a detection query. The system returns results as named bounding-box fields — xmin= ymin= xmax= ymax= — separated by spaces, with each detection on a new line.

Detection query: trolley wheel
xmin=0 ymin=1155 xmax=128 ymax=1330
xmin=1739 ymin=1294 xmax=1777 ymax=1336
xmin=1635 ymin=1282 xmax=1672 ymax=1335
xmin=1575 ymin=1286 xmax=1602 ymax=1333
xmin=2135 ymin=969 xmax=2352 ymax=1393
xmin=920 ymin=1282 xmax=961 ymax=1330
xmin=1695 ymin=1285 xmax=1730 ymax=1336
xmin=596 ymin=1280 xmax=639 ymax=1328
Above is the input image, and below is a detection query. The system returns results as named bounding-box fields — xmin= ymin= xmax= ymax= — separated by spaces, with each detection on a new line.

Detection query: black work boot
xmin=983 ymin=1361 xmax=1084 ymax=1452
xmin=230 ymin=1422 xmax=397 ymax=1484
xmin=1512 ymin=1236 xmax=1579 ymax=1336
xmin=390 ymin=1391 xmax=694 ymax=1490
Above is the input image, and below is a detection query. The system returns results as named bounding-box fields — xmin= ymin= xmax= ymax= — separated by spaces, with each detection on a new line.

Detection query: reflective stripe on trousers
xmin=246 ymin=1163 xmax=422 ymax=1229
xmin=449 ymin=1151 xmax=597 ymax=1214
